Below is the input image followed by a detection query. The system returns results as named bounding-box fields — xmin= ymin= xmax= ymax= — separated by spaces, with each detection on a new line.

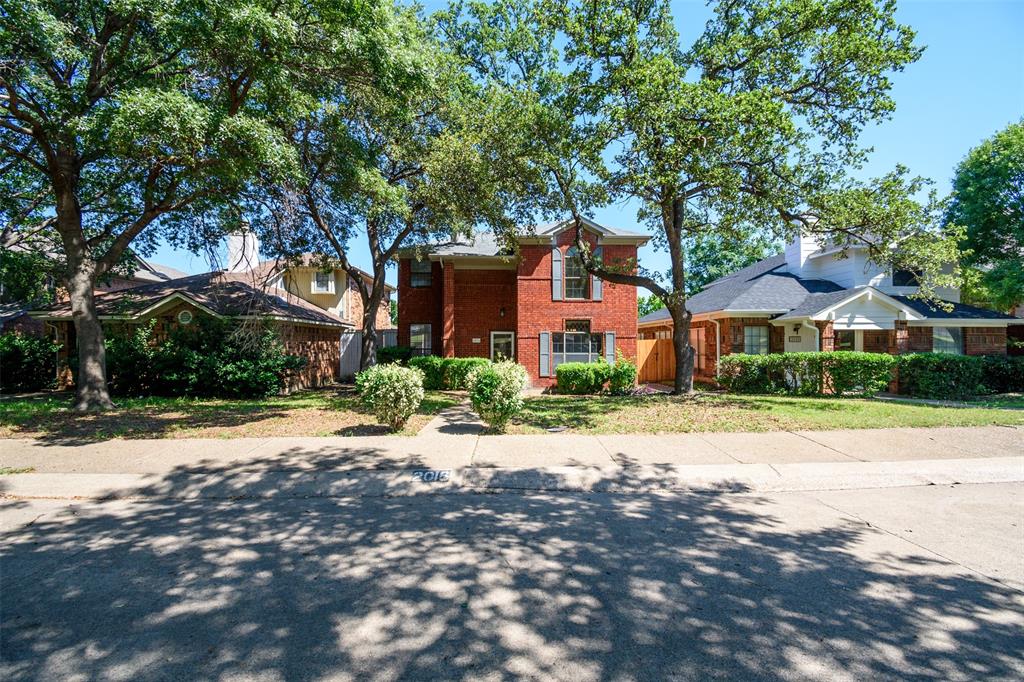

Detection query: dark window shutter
xmin=605 ymin=331 xmax=615 ymax=364
xmin=539 ymin=332 xmax=551 ymax=376
xmin=551 ymin=247 xmax=562 ymax=301
xmin=592 ymin=246 xmax=603 ymax=301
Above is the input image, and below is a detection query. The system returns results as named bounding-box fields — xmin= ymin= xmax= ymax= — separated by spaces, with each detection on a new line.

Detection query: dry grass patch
xmin=505 ymin=392 xmax=1024 ymax=434
xmin=0 ymin=387 xmax=460 ymax=441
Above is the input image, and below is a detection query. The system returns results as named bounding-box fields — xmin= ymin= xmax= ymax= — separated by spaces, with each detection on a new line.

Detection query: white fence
xmin=339 ymin=330 xmax=399 ymax=379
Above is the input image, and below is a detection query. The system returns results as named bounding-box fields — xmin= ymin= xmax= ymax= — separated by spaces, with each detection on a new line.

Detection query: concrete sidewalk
xmin=1 ymin=424 xmax=1021 ymax=475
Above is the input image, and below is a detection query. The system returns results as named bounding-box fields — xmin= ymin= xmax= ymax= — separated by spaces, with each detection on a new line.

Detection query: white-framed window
xmin=312 ymin=270 xmax=335 ymax=294
xmin=410 ymin=323 xmax=432 ymax=356
xmin=552 ymin=320 xmax=602 ymax=368
xmin=564 ymin=246 xmax=590 ymax=299
xmin=410 ymin=260 xmax=432 ymax=288
xmin=490 ymin=331 xmax=515 ymax=361
xmin=933 ymin=327 xmax=963 ymax=354
xmin=689 ymin=327 xmax=706 ymax=372
xmin=743 ymin=325 xmax=769 ymax=355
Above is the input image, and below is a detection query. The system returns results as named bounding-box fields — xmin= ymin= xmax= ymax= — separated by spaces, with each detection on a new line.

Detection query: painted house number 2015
xmin=411 ymin=470 xmax=451 ymax=482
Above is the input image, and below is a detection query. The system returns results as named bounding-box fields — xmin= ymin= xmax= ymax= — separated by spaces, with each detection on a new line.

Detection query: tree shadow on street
xmin=1 ymin=462 xmax=1021 ymax=681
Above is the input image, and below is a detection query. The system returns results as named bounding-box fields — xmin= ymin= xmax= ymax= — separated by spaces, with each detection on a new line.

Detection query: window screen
xmin=564 ymin=247 xmax=590 ymax=299
xmin=743 ymin=326 xmax=769 ymax=355
xmin=410 ymin=324 xmax=432 ymax=355
xmin=410 ymin=260 xmax=432 ymax=287
xmin=932 ymin=327 xmax=963 ymax=355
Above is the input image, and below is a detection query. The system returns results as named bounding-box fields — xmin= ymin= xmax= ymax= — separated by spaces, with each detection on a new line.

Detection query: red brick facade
xmin=397 ymin=228 xmax=640 ymax=386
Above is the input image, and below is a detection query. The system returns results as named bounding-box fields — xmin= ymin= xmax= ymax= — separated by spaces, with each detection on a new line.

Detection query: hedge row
xmin=555 ymin=356 xmax=637 ymax=395
xmin=895 ymin=354 xmax=1024 ymax=399
xmin=718 ymin=351 xmax=1024 ymax=399
xmin=718 ymin=352 xmax=896 ymax=397
xmin=407 ymin=355 xmax=491 ymax=390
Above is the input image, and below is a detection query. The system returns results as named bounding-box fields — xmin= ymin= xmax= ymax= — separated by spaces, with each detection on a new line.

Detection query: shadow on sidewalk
xmin=2 ymin=459 xmax=1021 ymax=681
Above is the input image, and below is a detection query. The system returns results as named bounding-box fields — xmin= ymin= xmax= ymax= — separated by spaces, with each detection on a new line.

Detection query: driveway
xmin=2 ymin=482 xmax=1022 ymax=681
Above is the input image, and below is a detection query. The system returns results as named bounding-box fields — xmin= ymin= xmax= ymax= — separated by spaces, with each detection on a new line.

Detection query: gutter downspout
xmin=802 ymin=320 xmax=820 ymax=351
xmin=710 ymin=318 xmax=722 ymax=378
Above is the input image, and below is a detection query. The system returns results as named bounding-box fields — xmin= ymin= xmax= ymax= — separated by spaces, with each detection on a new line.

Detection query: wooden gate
xmin=637 ymin=338 xmax=675 ymax=384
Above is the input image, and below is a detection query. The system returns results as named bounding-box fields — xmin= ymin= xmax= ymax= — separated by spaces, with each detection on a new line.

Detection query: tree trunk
xmin=669 ymin=302 xmax=695 ymax=395
xmin=358 ymin=286 xmax=386 ymax=371
xmin=68 ymin=263 xmax=114 ymax=411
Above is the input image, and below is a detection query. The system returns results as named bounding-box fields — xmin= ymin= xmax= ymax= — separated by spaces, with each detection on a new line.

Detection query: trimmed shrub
xmin=467 ymin=361 xmax=528 ymax=432
xmin=409 ymin=355 xmax=445 ymax=389
xmin=608 ymin=353 xmax=638 ymax=395
xmin=443 ymin=357 xmax=491 ymax=390
xmin=105 ymin=318 xmax=306 ymax=399
xmin=719 ymin=352 xmax=896 ymax=397
xmin=356 ymin=363 xmax=425 ymax=431
xmin=377 ymin=345 xmax=414 ymax=365
xmin=979 ymin=355 xmax=1024 ymax=394
xmin=555 ymin=361 xmax=611 ymax=394
xmin=0 ymin=332 xmax=60 ymax=392
xmin=896 ymin=353 xmax=985 ymax=399
xmin=408 ymin=355 xmax=492 ymax=390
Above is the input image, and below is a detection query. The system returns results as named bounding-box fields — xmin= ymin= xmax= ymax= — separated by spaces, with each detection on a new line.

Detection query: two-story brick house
xmin=397 ymin=218 xmax=649 ymax=386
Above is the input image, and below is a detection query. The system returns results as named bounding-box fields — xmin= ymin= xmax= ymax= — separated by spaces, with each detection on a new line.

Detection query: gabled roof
xmin=639 ymin=254 xmax=844 ymax=324
xmin=401 ymin=218 xmax=650 ymax=260
xmin=33 ymin=272 xmax=349 ymax=328
xmin=131 ymin=257 xmax=189 ymax=283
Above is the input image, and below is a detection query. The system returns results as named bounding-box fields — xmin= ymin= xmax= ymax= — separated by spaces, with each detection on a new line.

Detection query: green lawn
xmin=506 ymin=392 xmax=1024 ymax=434
xmin=0 ymin=387 xmax=460 ymax=440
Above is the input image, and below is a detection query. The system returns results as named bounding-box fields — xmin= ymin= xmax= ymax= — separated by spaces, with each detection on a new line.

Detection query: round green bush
xmin=356 ymin=364 xmax=425 ymax=431
xmin=467 ymin=360 xmax=528 ymax=432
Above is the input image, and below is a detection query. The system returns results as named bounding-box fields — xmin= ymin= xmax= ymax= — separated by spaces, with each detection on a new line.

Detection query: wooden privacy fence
xmin=637 ymin=338 xmax=675 ymax=384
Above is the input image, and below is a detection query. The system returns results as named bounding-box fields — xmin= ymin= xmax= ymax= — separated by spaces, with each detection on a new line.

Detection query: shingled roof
xmin=639 ymin=253 xmax=1019 ymax=325
xmin=33 ymin=272 xmax=349 ymax=328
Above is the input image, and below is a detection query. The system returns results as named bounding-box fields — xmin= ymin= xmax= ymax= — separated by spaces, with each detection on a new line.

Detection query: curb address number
xmin=411 ymin=469 xmax=451 ymax=482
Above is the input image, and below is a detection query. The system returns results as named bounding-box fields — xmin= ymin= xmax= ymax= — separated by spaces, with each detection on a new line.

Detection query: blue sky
xmin=150 ymin=0 xmax=1024 ymax=286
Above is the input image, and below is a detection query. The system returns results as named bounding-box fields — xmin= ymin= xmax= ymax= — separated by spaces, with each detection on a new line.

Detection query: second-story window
xmin=312 ymin=270 xmax=334 ymax=294
xmin=564 ymin=246 xmax=590 ymax=299
xmin=411 ymin=260 xmax=432 ymax=287
xmin=892 ymin=269 xmax=922 ymax=287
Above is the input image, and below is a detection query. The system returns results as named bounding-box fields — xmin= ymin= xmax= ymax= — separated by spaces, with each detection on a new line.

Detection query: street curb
xmin=2 ymin=457 xmax=1022 ymax=501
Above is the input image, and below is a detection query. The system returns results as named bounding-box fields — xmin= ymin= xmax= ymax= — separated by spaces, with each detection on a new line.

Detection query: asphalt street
xmin=2 ymin=481 xmax=1022 ymax=681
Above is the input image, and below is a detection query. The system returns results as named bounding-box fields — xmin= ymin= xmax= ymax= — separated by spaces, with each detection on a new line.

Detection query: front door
xmin=490 ymin=331 xmax=515 ymax=361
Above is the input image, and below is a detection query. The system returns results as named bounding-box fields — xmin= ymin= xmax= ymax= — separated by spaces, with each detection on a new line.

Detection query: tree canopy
xmin=440 ymin=0 xmax=955 ymax=392
xmin=946 ymin=120 xmax=1024 ymax=311
xmin=0 ymin=0 xmax=414 ymax=408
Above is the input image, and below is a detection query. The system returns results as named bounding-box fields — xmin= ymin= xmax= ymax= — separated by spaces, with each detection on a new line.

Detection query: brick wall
xmin=396 ymin=259 xmax=443 ymax=353
xmin=516 ymin=229 xmax=638 ymax=385
xmin=907 ymin=326 xmax=932 ymax=353
xmin=964 ymin=327 xmax=1007 ymax=356
xmin=863 ymin=329 xmax=893 ymax=354
xmin=344 ymin=277 xmax=393 ymax=331
xmin=720 ymin=317 xmax=782 ymax=355
xmin=452 ymin=268 xmax=517 ymax=358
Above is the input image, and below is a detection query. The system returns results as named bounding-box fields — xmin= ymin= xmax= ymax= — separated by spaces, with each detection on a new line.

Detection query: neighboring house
xmin=33 ymin=271 xmax=350 ymax=390
xmin=31 ymin=232 xmax=396 ymax=390
xmin=396 ymin=218 xmax=649 ymax=386
xmin=230 ymin=230 xmax=394 ymax=333
xmin=638 ymin=232 xmax=1022 ymax=380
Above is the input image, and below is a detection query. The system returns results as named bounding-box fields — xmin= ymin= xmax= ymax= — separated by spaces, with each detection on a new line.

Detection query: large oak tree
xmin=442 ymin=0 xmax=962 ymax=393
xmin=0 ymin=0 xmax=400 ymax=409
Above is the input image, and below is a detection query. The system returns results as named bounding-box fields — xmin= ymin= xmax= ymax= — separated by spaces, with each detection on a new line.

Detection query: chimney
xmin=226 ymin=224 xmax=260 ymax=273
xmin=783 ymin=221 xmax=820 ymax=277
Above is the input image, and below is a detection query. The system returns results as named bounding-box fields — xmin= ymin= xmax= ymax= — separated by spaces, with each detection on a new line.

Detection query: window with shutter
xmin=551 ymin=247 xmax=563 ymax=300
